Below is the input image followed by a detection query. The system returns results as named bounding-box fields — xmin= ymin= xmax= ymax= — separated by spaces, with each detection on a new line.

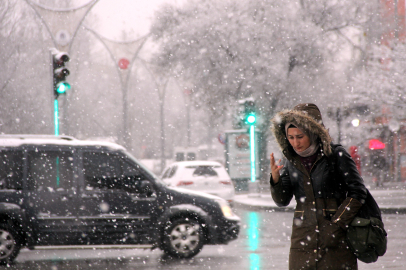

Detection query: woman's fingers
xmin=270 ymin=153 xmax=283 ymax=184
xmin=274 ymin=161 xmax=283 ymax=171
xmin=270 ymin=153 xmax=283 ymax=172
xmin=270 ymin=154 xmax=282 ymax=170
xmin=270 ymin=153 xmax=277 ymax=165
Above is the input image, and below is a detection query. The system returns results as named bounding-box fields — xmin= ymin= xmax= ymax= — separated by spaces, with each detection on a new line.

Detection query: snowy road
xmin=2 ymin=207 xmax=405 ymax=269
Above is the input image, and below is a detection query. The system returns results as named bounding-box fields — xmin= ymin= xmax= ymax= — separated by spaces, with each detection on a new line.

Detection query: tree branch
xmin=0 ymin=63 xmax=17 ymax=93
xmin=335 ymin=29 xmax=366 ymax=54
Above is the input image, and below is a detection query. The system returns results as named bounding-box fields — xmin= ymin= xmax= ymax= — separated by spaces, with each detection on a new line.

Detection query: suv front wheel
xmin=162 ymin=218 xmax=204 ymax=258
xmin=0 ymin=224 xmax=21 ymax=265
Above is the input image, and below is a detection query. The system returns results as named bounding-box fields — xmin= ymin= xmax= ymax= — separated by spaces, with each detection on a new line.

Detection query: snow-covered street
xmin=2 ymin=206 xmax=404 ymax=270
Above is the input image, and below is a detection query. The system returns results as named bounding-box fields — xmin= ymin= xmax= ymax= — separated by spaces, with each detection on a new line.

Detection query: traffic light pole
xmin=51 ymin=48 xmax=70 ymax=136
xmin=249 ymin=124 xmax=256 ymax=183
xmin=247 ymin=112 xmax=260 ymax=196
xmin=54 ymin=99 xmax=59 ymax=136
xmin=248 ymin=123 xmax=260 ymax=197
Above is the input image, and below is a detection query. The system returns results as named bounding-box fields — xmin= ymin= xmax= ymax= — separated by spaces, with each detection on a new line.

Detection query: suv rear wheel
xmin=162 ymin=218 xmax=204 ymax=258
xmin=0 ymin=224 xmax=21 ymax=265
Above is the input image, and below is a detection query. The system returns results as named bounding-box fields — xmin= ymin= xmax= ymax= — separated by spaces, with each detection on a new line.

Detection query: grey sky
xmin=89 ymin=0 xmax=184 ymax=40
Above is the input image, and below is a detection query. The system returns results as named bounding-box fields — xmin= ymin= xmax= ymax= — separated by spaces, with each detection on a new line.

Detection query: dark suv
xmin=0 ymin=135 xmax=239 ymax=264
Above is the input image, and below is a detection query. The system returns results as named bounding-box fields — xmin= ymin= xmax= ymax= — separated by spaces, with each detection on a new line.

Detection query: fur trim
xmin=271 ymin=109 xmax=332 ymax=157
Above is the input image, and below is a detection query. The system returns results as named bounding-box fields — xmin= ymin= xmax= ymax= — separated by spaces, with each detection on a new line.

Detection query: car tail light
xmin=219 ymin=180 xmax=232 ymax=185
xmin=176 ymin=181 xmax=194 ymax=186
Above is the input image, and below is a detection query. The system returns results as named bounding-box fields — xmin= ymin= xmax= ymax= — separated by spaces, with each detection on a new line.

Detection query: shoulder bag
xmin=345 ymin=189 xmax=387 ymax=263
xmin=329 ymin=144 xmax=387 ymax=263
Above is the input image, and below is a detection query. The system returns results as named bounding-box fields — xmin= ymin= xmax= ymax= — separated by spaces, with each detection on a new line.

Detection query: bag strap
xmin=329 ymin=144 xmax=382 ymax=221
xmin=358 ymin=190 xmax=382 ymax=220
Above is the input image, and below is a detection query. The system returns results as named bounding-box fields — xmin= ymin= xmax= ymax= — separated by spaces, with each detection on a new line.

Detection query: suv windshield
xmin=122 ymin=150 xmax=166 ymax=186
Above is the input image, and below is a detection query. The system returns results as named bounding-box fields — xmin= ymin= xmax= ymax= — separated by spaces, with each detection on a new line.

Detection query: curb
xmin=234 ymin=201 xmax=406 ymax=214
xmin=233 ymin=201 xmax=295 ymax=212
xmin=233 ymin=195 xmax=406 ymax=214
xmin=380 ymin=208 xmax=406 ymax=214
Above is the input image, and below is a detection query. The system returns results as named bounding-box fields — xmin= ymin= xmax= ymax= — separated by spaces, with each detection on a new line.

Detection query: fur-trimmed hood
xmin=271 ymin=103 xmax=332 ymax=158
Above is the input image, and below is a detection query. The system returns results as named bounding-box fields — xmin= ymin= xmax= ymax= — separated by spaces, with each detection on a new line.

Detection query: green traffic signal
xmin=56 ymin=82 xmax=71 ymax=94
xmin=52 ymin=49 xmax=70 ymax=99
xmin=246 ymin=114 xmax=256 ymax=124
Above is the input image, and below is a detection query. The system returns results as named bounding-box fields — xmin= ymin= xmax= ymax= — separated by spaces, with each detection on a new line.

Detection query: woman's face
xmin=287 ymin=127 xmax=311 ymax=153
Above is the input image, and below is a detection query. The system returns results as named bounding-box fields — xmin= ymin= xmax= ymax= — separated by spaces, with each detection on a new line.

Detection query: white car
xmin=161 ymin=161 xmax=235 ymax=203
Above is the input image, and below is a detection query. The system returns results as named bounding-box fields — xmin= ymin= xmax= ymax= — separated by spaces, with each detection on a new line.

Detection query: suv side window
xmin=0 ymin=150 xmax=23 ymax=190
xmin=83 ymin=151 xmax=151 ymax=193
xmin=27 ymin=150 xmax=74 ymax=191
xmin=83 ymin=152 xmax=122 ymax=190
xmin=122 ymin=159 xmax=142 ymax=179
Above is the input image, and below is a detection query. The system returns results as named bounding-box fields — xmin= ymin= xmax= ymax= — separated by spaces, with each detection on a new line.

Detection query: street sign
xmin=218 ymin=133 xmax=226 ymax=145
xmin=118 ymin=58 xmax=130 ymax=69
xmin=55 ymin=30 xmax=71 ymax=46
xmin=225 ymin=130 xmax=259 ymax=180
xmin=369 ymin=139 xmax=385 ymax=150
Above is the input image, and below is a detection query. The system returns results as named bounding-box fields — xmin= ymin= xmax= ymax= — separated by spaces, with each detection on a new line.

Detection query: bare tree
xmin=0 ymin=0 xmax=54 ymax=134
xmin=150 ymin=0 xmax=379 ymax=120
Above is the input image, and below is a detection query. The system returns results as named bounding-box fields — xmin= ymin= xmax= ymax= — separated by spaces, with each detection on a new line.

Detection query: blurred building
xmin=356 ymin=1 xmax=406 ymax=182
xmin=381 ymin=0 xmax=406 ymax=46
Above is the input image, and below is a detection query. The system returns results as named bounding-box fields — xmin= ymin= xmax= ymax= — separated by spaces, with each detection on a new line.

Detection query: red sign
xmin=118 ymin=58 xmax=130 ymax=70
xmin=369 ymin=139 xmax=385 ymax=150
xmin=218 ymin=133 xmax=225 ymax=145
xmin=235 ymin=134 xmax=249 ymax=149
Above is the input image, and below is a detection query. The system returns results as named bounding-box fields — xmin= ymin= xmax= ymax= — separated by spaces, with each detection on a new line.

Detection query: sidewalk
xmin=234 ymin=181 xmax=406 ymax=214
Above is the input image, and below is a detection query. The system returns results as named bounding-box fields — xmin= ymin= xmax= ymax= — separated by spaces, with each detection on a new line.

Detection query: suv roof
xmin=0 ymin=134 xmax=125 ymax=151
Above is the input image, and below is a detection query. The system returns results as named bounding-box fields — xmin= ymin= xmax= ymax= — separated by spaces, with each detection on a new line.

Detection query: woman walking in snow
xmin=270 ymin=103 xmax=367 ymax=270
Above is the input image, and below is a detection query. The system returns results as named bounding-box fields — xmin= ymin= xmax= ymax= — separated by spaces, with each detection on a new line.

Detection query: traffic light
xmin=246 ymin=114 xmax=256 ymax=125
xmin=52 ymin=49 xmax=70 ymax=99
xmin=244 ymin=100 xmax=256 ymax=125
xmin=234 ymin=98 xmax=258 ymax=129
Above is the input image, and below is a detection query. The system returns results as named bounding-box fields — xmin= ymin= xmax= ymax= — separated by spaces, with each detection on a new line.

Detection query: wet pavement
xmin=1 ymin=178 xmax=405 ymax=269
xmin=2 ymin=206 xmax=405 ymax=270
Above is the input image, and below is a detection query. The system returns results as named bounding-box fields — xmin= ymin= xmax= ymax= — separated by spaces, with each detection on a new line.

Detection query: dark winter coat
xmin=270 ymin=103 xmax=367 ymax=270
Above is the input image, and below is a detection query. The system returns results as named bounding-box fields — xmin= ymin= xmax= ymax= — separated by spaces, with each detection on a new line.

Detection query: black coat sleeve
xmin=334 ymin=145 xmax=367 ymax=204
xmin=270 ymin=159 xmax=294 ymax=207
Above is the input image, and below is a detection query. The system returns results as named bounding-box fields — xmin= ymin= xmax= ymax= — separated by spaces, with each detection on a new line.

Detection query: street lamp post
xmin=157 ymin=78 xmax=169 ymax=173
xmin=25 ymin=0 xmax=99 ymax=135
xmin=183 ymin=89 xmax=192 ymax=147
xmin=336 ymin=108 xmax=342 ymax=144
xmin=138 ymin=59 xmax=170 ymax=173
xmin=328 ymin=107 xmax=349 ymax=144
xmin=84 ymin=26 xmax=149 ymax=148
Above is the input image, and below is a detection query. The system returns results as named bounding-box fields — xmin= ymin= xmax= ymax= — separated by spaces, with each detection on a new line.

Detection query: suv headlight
xmin=216 ymin=199 xmax=234 ymax=218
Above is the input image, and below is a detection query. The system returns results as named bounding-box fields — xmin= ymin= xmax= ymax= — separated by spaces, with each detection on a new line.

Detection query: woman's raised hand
xmin=270 ymin=153 xmax=283 ymax=184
